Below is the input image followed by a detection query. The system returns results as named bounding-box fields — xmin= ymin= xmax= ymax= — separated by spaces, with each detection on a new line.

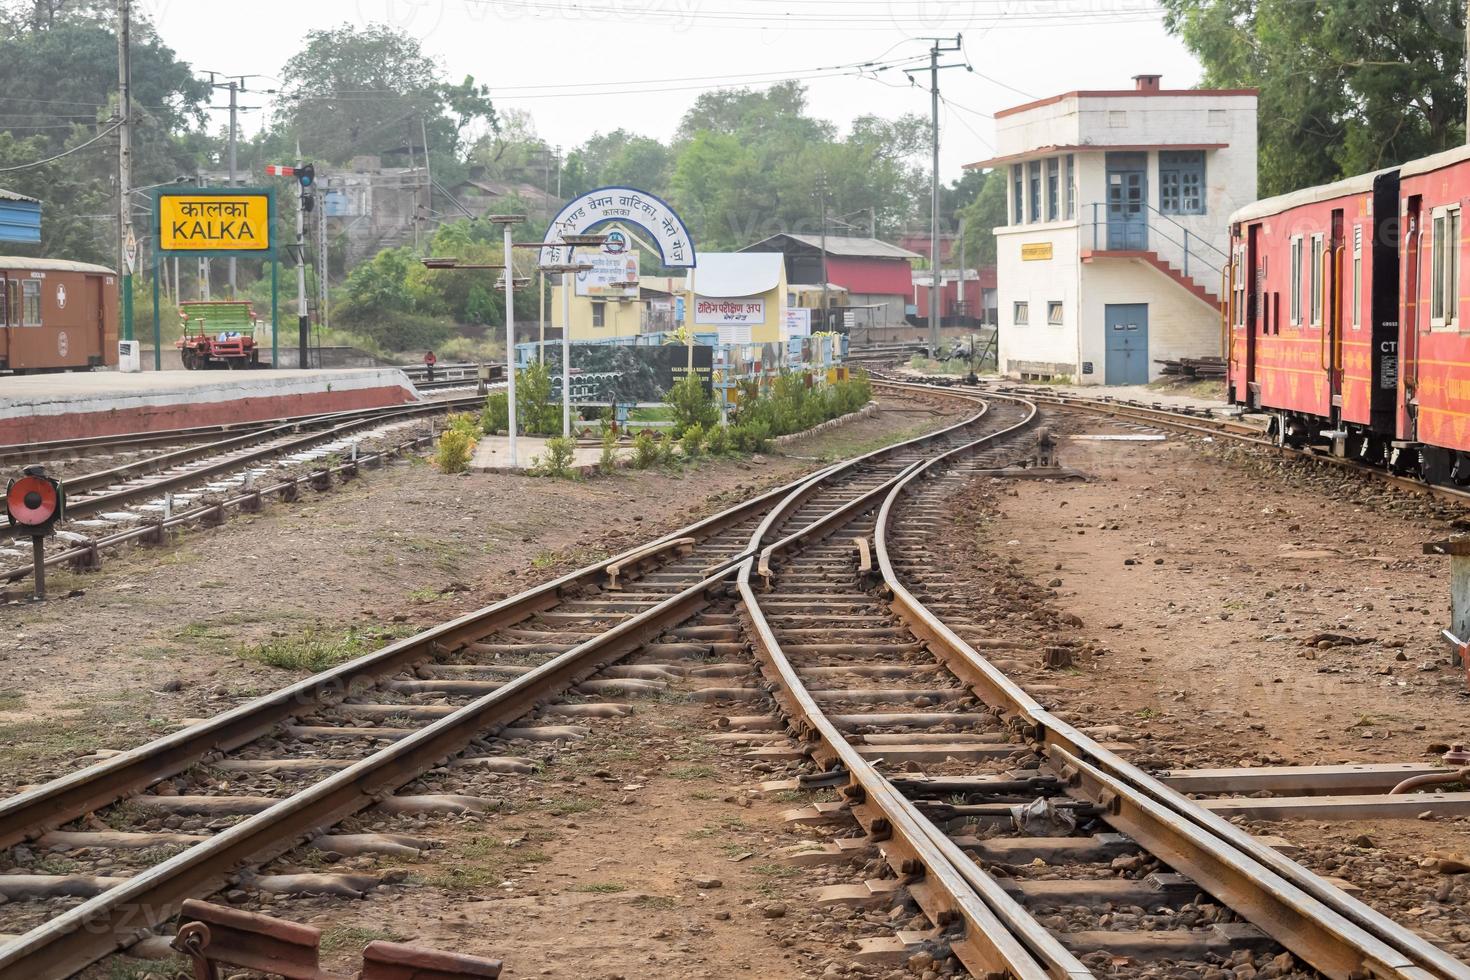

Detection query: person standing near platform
xmin=424 ymin=349 xmax=437 ymax=383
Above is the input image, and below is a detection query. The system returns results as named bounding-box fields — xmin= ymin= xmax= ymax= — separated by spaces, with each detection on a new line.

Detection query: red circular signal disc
xmin=7 ymin=476 xmax=58 ymax=526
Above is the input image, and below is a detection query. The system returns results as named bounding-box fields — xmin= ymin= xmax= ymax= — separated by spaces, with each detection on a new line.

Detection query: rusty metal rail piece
xmin=873 ymin=389 xmax=1470 ymax=980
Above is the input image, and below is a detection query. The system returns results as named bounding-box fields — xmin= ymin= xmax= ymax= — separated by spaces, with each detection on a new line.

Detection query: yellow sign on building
xmin=158 ymin=194 xmax=271 ymax=251
xmin=1021 ymin=242 xmax=1053 ymax=261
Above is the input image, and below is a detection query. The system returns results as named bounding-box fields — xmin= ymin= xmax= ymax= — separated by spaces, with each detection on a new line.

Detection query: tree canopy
xmin=1160 ymin=0 xmax=1466 ymax=195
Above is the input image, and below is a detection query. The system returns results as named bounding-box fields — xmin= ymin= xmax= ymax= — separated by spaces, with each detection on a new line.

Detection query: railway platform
xmin=0 ymin=368 xmax=421 ymax=444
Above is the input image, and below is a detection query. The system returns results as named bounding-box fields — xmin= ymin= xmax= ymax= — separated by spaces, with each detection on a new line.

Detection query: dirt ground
xmin=0 ymin=391 xmax=966 ymax=796
xmin=937 ymin=407 xmax=1470 ymax=957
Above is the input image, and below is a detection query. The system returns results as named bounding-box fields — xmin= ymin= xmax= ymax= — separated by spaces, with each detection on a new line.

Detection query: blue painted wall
xmin=0 ymin=199 xmax=41 ymax=244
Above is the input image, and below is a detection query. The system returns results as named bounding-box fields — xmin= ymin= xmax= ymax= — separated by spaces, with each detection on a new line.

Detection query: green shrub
xmin=705 ymin=424 xmax=731 ymax=456
xmin=681 ymin=422 xmax=704 ymax=459
xmin=732 ymin=420 xmax=771 ymax=453
xmin=481 ymin=391 xmax=509 ymax=433
xmin=531 ymin=435 xmax=578 ymax=479
xmin=664 ymin=372 xmax=719 ymax=437
xmin=517 ymin=360 xmax=560 ymax=436
xmin=631 ymin=430 xmax=658 ymax=469
xmin=598 ymin=426 xmax=619 ymax=475
xmin=446 ymin=412 xmax=480 ymax=440
xmin=435 ymin=429 xmax=475 ymax=474
xmin=656 ymin=433 xmax=677 ymax=465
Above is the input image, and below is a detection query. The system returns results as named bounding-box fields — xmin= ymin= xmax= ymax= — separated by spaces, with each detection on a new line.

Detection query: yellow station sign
xmin=158 ymin=194 xmax=271 ymax=251
xmin=1021 ymin=242 xmax=1053 ymax=261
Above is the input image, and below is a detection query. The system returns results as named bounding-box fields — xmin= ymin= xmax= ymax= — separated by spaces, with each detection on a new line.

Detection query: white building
xmin=974 ymin=75 xmax=1257 ymax=384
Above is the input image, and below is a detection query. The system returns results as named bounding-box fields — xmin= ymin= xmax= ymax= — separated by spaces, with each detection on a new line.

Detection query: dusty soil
xmin=931 ymin=406 xmax=1470 ymax=958
xmin=0 ymin=390 xmax=967 ymax=795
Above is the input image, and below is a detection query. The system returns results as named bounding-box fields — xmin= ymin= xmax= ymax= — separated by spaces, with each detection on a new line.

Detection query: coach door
xmin=0 ymin=274 xmax=9 ymax=368
xmin=1105 ymin=303 xmax=1150 ymax=385
xmin=1328 ymin=209 xmax=1345 ymax=419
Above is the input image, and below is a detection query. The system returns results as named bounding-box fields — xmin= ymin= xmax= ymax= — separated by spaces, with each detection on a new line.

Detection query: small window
xmin=1028 ymin=160 xmax=1042 ymax=223
xmin=0 ymin=279 xmax=7 ymax=327
xmin=1065 ymin=155 xmax=1075 ymax=220
xmin=1013 ymin=301 xmax=1030 ymax=325
xmin=1159 ymin=150 xmax=1206 ymax=215
xmin=21 ymin=280 xmax=40 ymax=327
xmin=1108 ymin=110 xmax=1127 ymax=128
xmin=1309 ymin=234 xmax=1324 ymax=327
xmin=1011 ymin=164 xmax=1023 ymax=225
xmin=1351 ymin=225 xmax=1362 ymax=331
xmin=1289 ymin=236 xmax=1303 ymax=325
xmin=1431 ymin=206 xmax=1461 ymax=329
xmin=1046 ymin=158 xmax=1060 ymax=222
xmin=1232 ymin=250 xmax=1246 ymax=327
xmin=1207 ymin=108 xmax=1228 ymax=127
xmin=1047 ymin=301 xmax=1063 ymax=325
xmin=591 ymin=301 xmax=606 ymax=328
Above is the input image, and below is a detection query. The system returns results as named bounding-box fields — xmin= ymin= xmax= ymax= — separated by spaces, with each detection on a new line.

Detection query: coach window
xmin=1309 ymin=234 xmax=1324 ymax=327
xmin=21 ymin=280 xmax=40 ymax=327
xmin=1289 ymin=236 xmax=1303 ymax=325
xmin=1351 ymin=225 xmax=1363 ymax=330
xmin=1431 ymin=205 xmax=1461 ymax=329
xmin=1014 ymin=301 xmax=1030 ymax=326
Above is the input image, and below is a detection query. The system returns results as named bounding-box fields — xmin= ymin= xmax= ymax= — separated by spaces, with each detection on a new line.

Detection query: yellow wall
xmin=686 ymin=272 xmax=788 ymax=343
xmin=553 ymin=282 xmax=644 ymax=341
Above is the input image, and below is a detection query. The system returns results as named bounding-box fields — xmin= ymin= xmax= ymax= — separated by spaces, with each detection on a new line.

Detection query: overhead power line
xmin=0 ymin=122 xmax=121 ymax=173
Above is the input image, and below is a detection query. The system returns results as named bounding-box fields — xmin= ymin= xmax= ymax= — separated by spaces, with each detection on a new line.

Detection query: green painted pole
xmin=121 ymin=273 xmax=133 ymax=342
xmin=151 ymin=253 xmax=160 ymax=371
xmin=271 ymin=257 xmax=278 ymax=369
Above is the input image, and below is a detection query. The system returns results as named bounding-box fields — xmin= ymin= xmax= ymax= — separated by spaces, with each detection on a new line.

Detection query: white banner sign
xmin=696 ymin=297 xmax=765 ymax=325
xmin=540 ymin=186 xmax=695 ymax=268
xmin=575 ymin=250 xmax=640 ymax=298
xmin=783 ymin=307 xmax=811 ymax=338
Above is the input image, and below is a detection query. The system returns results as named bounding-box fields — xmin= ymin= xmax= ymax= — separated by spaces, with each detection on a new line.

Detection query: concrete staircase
xmin=1081 ymin=249 xmax=1221 ymax=310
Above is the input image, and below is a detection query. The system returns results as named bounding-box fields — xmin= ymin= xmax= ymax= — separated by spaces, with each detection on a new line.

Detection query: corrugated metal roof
xmin=0 ymin=256 xmax=115 ymax=275
xmin=743 ymin=234 xmax=922 ymax=260
xmin=0 ymin=187 xmax=38 ymax=204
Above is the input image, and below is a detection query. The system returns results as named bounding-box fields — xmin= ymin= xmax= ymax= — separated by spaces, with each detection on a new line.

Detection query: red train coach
xmin=1227 ymin=143 xmax=1470 ymax=487
xmin=0 ymin=257 xmax=118 ymax=373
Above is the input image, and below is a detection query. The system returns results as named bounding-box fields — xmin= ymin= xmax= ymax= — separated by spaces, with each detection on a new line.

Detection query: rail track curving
xmin=2 ymin=379 xmax=1464 ymax=978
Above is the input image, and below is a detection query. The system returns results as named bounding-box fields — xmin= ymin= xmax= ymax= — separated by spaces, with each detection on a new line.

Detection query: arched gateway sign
xmin=538 ymin=186 xmax=696 ymax=268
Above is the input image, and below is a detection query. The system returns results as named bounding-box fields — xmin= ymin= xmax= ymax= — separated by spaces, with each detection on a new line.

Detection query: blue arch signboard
xmin=539 ymin=186 xmax=696 ymax=269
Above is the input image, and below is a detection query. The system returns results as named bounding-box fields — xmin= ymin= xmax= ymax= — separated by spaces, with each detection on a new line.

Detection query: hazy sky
xmin=143 ymin=0 xmax=1201 ymax=182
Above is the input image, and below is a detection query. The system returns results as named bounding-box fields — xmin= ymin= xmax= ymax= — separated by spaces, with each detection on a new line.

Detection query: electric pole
xmin=912 ymin=35 xmax=964 ymax=356
xmin=116 ymin=0 xmax=132 ymax=346
xmin=818 ymin=175 xmax=829 ymax=332
xmin=203 ymin=72 xmax=265 ymax=296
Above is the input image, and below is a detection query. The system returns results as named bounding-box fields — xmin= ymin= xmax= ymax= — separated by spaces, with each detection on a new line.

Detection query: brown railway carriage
xmin=0 ymin=257 xmax=118 ymax=372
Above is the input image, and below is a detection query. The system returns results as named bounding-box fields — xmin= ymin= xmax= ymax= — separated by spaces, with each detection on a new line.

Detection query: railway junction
xmin=0 ymin=368 xmax=1464 ymax=980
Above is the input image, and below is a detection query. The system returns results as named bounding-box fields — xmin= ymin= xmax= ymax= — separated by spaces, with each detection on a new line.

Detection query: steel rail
xmin=734 ymin=394 xmax=1094 ymax=980
xmin=0 ymin=378 xmax=995 ymax=978
xmin=0 ymin=380 xmax=983 ymax=856
xmin=0 ymin=393 xmax=487 ymax=468
xmin=983 ymin=382 xmax=1470 ymax=508
xmin=873 ymin=386 xmax=1470 ymax=980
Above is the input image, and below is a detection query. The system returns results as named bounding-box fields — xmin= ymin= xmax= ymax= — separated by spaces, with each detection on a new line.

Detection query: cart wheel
xmin=181 ymin=351 xmax=196 ymax=371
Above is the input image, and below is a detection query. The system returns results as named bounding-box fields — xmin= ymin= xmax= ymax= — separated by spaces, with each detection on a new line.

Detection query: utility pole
xmin=1465 ymin=0 xmax=1469 ymax=140
xmin=818 ymin=176 xmax=829 ymax=332
xmin=296 ymin=141 xmax=308 ymax=370
xmin=203 ymin=72 xmax=261 ymax=296
xmin=913 ymin=35 xmax=965 ymax=356
xmin=116 ymin=0 xmax=132 ymax=346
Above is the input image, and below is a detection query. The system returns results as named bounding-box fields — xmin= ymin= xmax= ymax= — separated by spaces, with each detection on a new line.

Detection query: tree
xmin=272 ymin=23 xmax=496 ymax=166
xmin=956 ymin=170 xmax=1008 ymax=269
xmin=1160 ymin=0 xmax=1466 ymax=195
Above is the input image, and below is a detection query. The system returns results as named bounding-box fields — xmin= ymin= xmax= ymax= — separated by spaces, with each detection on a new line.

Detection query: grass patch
xmin=239 ymin=626 xmax=402 ymax=672
xmin=545 ymin=797 xmax=600 ymax=817
xmin=320 ymin=924 xmax=407 ymax=952
xmin=108 ymin=959 xmax=190 ymax=980
xmin=569 ymin=881 xmax=627 ymax=893
xmin=421 ymin=836 xmax=551 ymax=893
xmin=632 ymin=894 xmax=676 ymax=910
xmin=667 ymin=764 xmax=716 ymax=780
xmin=1133 ymin=707 xmax=1157 ymax=720
xmin=752 ymin=863 xmax=799 ymax=878
xmin=0 ymin=689 xmax=25 ymax=711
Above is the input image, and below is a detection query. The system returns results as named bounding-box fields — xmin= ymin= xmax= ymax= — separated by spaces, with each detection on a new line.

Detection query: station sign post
xmin=152 ymin=187 xmax=278 ymax=371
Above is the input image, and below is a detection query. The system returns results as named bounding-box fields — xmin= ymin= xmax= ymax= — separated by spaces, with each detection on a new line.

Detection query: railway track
xmin=0 ymin=381 xmax=995 ymax=978
xmin=4 ymin=378 xmax=1463 ymax=978
xmin=0 ymin=393 xmax=497 ymax=581
xmin=731 ymin=379 xmax=1468 ymax=979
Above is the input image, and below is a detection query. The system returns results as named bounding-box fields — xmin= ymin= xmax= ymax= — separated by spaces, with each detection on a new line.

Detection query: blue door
xmin=1104 ymin=304 xmax=1149 ymax=385
xmin=1106 ymin=152 xmax=1148 ymax=250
